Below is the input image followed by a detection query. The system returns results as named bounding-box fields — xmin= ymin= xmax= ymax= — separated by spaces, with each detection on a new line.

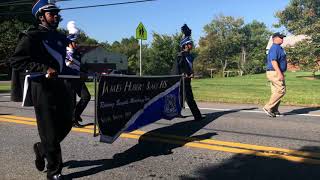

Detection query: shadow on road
xmin=181 ymin=146 xmax=320 ymax=180
xmin=0 ymin=90 xmax=10 ymax=94
xmin=285 ymin=107 xmax=320 ymax=115
xmin=64 ymin=108 xmax=254 ymax=179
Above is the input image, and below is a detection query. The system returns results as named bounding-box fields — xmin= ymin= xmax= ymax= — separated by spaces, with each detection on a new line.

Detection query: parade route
xmin=1 ymin=92 xmax=320 ymax=179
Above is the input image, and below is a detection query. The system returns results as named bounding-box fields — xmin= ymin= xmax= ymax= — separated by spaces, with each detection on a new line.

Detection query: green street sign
xmin=136 ymin=22 xmax=147 ymax=40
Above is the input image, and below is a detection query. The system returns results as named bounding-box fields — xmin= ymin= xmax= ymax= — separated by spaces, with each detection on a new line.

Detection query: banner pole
xmin=140 ymin=39 xmax=142 ymax=76
xmin=93 ymin=73 xmax=98 ymax=137
xmin=182 ymin=76 xmax=186 ymax=109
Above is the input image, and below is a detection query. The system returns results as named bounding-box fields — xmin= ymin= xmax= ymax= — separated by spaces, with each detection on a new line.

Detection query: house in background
xmin=78 ymin=46 xmax=128 ymax=74
xmin=266 ymin=35 xmax=310 ymax=71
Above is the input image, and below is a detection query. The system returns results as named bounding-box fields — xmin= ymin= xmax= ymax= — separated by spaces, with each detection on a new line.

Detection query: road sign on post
xmin=136 ymin=22 xmax=147 ymax=40
xmin=136 ymin=22 xmax=147 ymax=76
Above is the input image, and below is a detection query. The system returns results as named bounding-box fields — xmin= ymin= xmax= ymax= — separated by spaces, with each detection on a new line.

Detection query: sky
xmin=56 ymin=0 xmax=290 ymax=45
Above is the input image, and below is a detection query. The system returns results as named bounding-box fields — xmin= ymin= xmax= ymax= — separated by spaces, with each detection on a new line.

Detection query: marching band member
xmin=65 ymin=21 xmax=91 ymax=128
xmin=174 ymin=24 xmax=203 ymax=121
xmin=11 ymin=0 xmax=73 ymax=179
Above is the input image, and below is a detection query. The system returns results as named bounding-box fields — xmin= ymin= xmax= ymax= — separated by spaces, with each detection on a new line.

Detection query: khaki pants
xmin=264 ymin=71 xmax=286 ymax=111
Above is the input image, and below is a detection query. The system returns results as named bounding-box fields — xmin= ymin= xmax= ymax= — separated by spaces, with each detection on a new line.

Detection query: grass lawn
xmin=1 ymin=71 xmax=320 ymax=106
xmin=191 ymin=71 xmax=320 ymax=106
xmin=0 ymin=82 xmax=11 ymax=94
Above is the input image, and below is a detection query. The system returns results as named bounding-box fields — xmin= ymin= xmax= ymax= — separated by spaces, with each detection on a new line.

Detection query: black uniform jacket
xmin=174 ymin=51 xmax=194 ymax=76
xmin=10 ymin=25 xmax=69 ymax=102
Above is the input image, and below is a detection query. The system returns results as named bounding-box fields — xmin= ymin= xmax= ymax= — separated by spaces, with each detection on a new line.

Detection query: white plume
xmin=67 ymin=21 xmax=79 ymax=35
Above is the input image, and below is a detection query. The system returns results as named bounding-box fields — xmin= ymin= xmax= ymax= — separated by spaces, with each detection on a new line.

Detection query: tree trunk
xmin=221 ymin=59 xmax=228 ymax=77
xmin=238 ymin=46 xmax=246 ymax=76
xmin=312 ymin=70 xmax=316 ymax=78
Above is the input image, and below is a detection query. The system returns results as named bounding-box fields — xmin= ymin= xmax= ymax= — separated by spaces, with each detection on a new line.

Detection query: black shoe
xmin=273 ymin=111 xmax=284 ymax=117
xmin=33 ymin=142 xmax=45 ymax=171
xmin=73 ymin=121 xmax=85 ymax=128
xmin=76 ymin=116 xmax=83 ymax=122
xmin=263 ymin=107 xmax=276 ymax=117
xmin=195 ymin=115 xmax=205 ymax=121
xmin=176 ymin=114 xmax=187 ymax=118
xmin=48 ymin=173 xmax=64 ymax=180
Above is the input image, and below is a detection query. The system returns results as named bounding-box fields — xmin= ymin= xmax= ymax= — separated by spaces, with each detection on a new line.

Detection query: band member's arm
xmin=271 ymin=60 xmax=284 ymax=81
xmin=177 ymin=55 xmax=184 ymax=75
xmin=11 ymin=35 xmax=52 ymax=73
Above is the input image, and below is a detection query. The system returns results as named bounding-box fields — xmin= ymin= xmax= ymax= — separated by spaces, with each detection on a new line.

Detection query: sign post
xmin=136 ymin=22 xmax=147 ymax=76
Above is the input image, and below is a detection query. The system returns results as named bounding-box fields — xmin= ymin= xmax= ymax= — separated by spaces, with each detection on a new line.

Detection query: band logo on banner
xmin=97 ymin=75 xmax=182 ymax=143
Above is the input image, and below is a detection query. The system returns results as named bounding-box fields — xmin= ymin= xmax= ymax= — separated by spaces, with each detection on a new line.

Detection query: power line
xmin=0 ymin=0 xmax=31 ymax=6
xmin=0 ymin=11 xmax=30 ymax=16
xmin=0 ymin=3 xmax=32 ymax=7
xmin=60 ymin=0 xmax=157 ymax=10
xmin=0 ymin=0 xmax=157 ymax=16
xmin=0 ymin=0 xmax=72 ymax=6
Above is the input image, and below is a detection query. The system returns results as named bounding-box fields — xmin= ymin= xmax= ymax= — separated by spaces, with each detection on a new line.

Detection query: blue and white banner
xmin=97 ymin=75 xmax=182 ymax=143
xmin=22 ymin=73 xmax=45 ymax=107
xmin=22 ymin=73 xmax=80 ymax=107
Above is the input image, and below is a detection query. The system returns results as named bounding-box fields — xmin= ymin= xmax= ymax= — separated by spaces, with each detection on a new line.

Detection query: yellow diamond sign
xmin=136 ymin=22 xmax=147 ymax=40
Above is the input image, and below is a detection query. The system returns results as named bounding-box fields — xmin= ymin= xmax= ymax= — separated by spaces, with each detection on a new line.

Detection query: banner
xmin=97 ymin=75 xmax=182 ymax=143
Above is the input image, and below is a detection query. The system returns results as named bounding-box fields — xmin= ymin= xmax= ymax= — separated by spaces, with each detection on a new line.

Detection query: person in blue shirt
xmin=263 ymin=32 xmax=287 ymax=117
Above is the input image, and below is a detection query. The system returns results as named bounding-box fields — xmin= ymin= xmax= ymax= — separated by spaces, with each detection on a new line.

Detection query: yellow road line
xmin=128 ymin=131 xmax=320 ymax=159
xmin=0 ymin=115 xmax=95 ymax=131
xmin=1 ymin=115 xmax=320 ymax=164
xmin=0 ymin=117 xmax=96 ymax=133
xmin=137 ymin=134 xmax=320 ymax=164
xmin=1 ymin=115 xmax=36 ymax=121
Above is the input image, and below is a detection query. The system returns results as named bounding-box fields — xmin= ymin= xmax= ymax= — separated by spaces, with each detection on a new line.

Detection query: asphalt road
xmin=1 ymin=93 xmax=320 ymax=180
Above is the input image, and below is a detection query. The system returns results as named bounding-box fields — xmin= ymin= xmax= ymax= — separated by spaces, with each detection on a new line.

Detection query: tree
xmin=0 ymin=0 xmax=34 ymax=75
xmin=0 ymin=19 xmax=30 ymax=74
xmin=196 ymin=16 xmax=270 ymax=77
xmin=77 ymin=31 xmax=99 ymax=45
xmin=197 ymin=15 xmax=244 ymax=77
xmin=276 ymin=0 xmax=320 ymax=66
xmin=106 ymin=37 xmax=140 ymax=74
xmin=240 ymin=21 xmax=271 ymax=74
xmin=143 ymin=32 xmax=181 ymax=75
xmin=0 ymin=0 xmax=34 ymax=24
xmin=285 ymin=40 xmax=318 ymax=75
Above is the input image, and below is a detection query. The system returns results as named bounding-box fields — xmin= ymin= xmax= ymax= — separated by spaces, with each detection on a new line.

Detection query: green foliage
xmin=197 ymin=15 xmax=244 ymax=77
xmin=77 ymin=31 xmax=99 ymax=45
xmin=276 ymin=0 xmax=320 ymax=35
xmin=0 ymin=0 xmax=34 ymax=24
xmin=100 ymin=32 xmax=181 ymax=75
xmin=241 ymin=21 xmax=271 ymax=74
xmin=276 ymin=0 xmax=320 ymax=57
xmin=103 ymin=37 xmax=140 ymax=74
xmin=196 ymin=15 xmax=270 ymax=77
xmin=0 ymin=19 xmax=31 ymax=73
xmin=143 ymin=32 xmax=181 ymax=75
xmin=285 ymin=40 xmax=318 ymax=72
xmin=0 ymin=1 xmax=34 ymax=73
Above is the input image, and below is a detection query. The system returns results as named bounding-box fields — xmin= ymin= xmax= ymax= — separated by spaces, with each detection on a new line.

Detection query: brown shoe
xmin=263 ymin=107 xmax=276 ymax=117
xmin=273 ymin=111 xmax=284 ymax=117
